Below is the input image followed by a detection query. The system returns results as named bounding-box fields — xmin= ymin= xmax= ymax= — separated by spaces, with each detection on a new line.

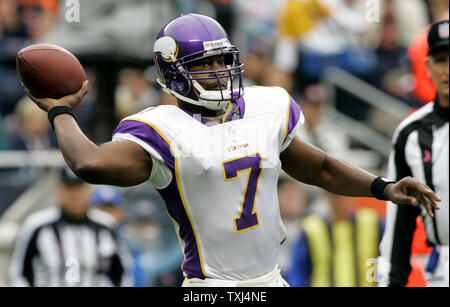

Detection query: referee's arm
xmin=8 ymin=221 xmax=40 ymax=287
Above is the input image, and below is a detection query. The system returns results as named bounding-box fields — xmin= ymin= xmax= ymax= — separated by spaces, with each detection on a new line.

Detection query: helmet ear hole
xmin=165 ymin=68 xmax=178 ymax=83
xmin=168 ymin=69 xmax=191 ymax=96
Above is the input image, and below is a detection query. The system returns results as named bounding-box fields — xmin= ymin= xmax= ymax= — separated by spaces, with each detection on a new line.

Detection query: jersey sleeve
xmin=281 ymin=92 xmax=305 ymax=152
xmin=112 ymin=117 xmax=173 ymax=189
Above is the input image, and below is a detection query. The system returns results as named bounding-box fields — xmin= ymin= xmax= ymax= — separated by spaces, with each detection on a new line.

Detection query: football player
xmin=26 ymin=14 xmax=441 ymax=287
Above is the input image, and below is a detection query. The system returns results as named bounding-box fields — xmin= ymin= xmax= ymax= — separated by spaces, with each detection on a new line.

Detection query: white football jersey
xmin=113 ymin=86 xmax=304 ymax=280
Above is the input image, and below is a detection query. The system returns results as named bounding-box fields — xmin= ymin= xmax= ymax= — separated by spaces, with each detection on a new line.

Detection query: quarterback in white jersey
xmin=26 ymin=14 xmax=441 ymax=287
xmin=112 ymin=86 xmax=304 ymax=281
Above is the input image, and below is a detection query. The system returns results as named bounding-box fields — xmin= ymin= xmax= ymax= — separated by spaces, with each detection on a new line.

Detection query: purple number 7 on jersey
xmin=222 ymin=153 xmax=263 ymax=232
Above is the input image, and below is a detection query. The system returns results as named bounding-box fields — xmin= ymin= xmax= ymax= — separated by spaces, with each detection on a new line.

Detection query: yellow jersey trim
xmin=119 ymin=117 xmax=207 ymax=278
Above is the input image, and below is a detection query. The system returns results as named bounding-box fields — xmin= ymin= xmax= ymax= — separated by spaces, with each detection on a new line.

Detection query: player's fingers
xmin=406 ymin=179 xmax=429 ymax=192
xmin=82 ymin=80 xmax=89 ymax=89
xmin=78 ymin=80 xmax=89 ymax=97
xmin=420 ymin=193 xmax=441 ymax=217
xmin=398 ymin=195 xmax=417 ymax=205
xmin=423 ymin=183 xmax=433 ymax=191
xmin=71 ymin=80 xmax=89 ymax=102
xmin=406 ymin=179 xmax=442 ymax=202
xmin=424 ymin=202 xmax=434 ymax=218
xmin=25 ymin=88 xmax=51 ymax=103
xmin=432 ymin=201 xmax=441 ymax=210
xmin=431 ymin=193 xmax=442 ymax=202
xmin=25 ymin=88 xmax=40 ymax=103
xmin=25 ymin=88 xmax=54 ymax=110
xmin=411 ymin=182 xmax=442 ymax=208
xmin=417 ymin=187 xmax=442 ymax=204
xmin=415 ymin=191 xmax=431 ymax=213
xmin=423 ymin=194 xmax=440 ymax=211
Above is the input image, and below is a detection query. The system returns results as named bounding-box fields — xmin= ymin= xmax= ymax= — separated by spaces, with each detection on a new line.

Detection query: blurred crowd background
xmin=0 ymin=0 xmax=448 ymax=287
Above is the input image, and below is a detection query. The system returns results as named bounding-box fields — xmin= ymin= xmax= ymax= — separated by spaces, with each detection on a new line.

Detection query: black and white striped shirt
xmin=8 ymin=207 xmax=126 ymax=287
xmin=378 ymin=99 xmax=449 ymax=287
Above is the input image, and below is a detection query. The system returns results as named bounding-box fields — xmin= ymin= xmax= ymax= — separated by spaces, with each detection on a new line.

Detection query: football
xmin=16 ymin=43 xmax=86 ymax=99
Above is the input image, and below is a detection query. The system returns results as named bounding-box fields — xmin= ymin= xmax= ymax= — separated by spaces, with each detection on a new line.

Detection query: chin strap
xmin=157 ymin=78 xmax=230 ymax=111
xmin=191 ymin=79 xmax=232 ymax=101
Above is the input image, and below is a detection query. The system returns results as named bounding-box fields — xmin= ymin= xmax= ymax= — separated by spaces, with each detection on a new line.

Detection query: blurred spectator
xmin=205 ymin=0 xmax=234 ymax=39
xmin=0 ymin=0 xmax=27 ymax=117
xmin=260 ymin=63 xmax=294 ymax=93
xmin=274 ymin=0 xmax=330 ymax=77
xmin=232 ymin=0 xmax=285 ymax=56
xmin=385 ymin=0 xmax=429 ymax=47
xmin=277 ymin=177 xmax=308 ymax=278
xmin=16 ymin=0 xmax=59 ymax=40
xmin=115 ymin=68 xmax=160 ymax=120
xmin=286 ymin=195 xmax=384 ymax=287
xmin=90 ymin=185 xmax=125 ymax=226
xmin=358 ymin=0 xmax=429 ymax=49
xmin=408 ymin=25 xmax=438 ymax=104
xmin=240 ymin=52 xmax=269 ymax=87
xmin=71 ymin=69 xmax=98 ymax=137
xmin=274 ymin=0 xmax=374 ymax=87
xmin=297 ymin=84 xmax=381 ymax=170
xmin=8 ymin=167 xmax=128 ymax=286
xmin=0 ymin=118 xmax=8 ymax=150
xmin=429 ymin=0 xmax=450 ymax=22
xmin=6 ymin=96 xmax=57 ymax=151
xmin=0 ymin=0 xmax=59 ymax=117
xmin=0 ymin=0 xmax=29 ymax=55
xmin=0 ymin=66 xmax=25 ymax=118
xmin=371 ymin=9 xmax=418 ymax=107
xmin=285 ymin=85 xmax=386 ymax=286
xmin=407 ymin=7 xmax=448 ymax=104
xmin=39 ymin=0 xmax=175 ymax=60
xmin=173 ymin=0 xmax=234 ymax=40
xmin=90 ymin=185 xmax=135 ymax=286
xmin=118 ymin=185 xmax=184 ymax=287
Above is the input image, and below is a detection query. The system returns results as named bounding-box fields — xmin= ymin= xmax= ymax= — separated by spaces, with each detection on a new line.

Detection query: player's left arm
xmin=280 ymin=137 xmax=441 ymax=217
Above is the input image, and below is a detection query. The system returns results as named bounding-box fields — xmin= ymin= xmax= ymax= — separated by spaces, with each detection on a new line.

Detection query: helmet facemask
xmin=155 ymin=43 xmax=244 ymax=110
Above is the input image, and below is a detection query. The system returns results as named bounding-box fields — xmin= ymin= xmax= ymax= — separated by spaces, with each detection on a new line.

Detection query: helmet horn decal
xmin=154 ymin=36 xmax=179 ymax=62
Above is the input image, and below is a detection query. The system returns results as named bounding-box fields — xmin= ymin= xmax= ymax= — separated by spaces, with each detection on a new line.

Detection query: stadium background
xmin=0 ymin=0 xmax=447 ymax=287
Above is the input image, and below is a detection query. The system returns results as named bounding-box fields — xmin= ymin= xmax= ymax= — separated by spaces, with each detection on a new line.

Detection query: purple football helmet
xmin=153 ymin=14 xmax=244 ymax=110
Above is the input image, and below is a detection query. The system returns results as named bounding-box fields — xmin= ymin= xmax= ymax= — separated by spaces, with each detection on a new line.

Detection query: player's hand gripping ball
xmin=16 ymin=43 xmax=89 ymax=111
xmin=16 ymin=43 xmax=86 ymax=99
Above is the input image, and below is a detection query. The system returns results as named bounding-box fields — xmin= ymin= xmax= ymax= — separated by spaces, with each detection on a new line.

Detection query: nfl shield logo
xmin=438 ymin=23 xmax=449 ymax=39
xmin=226 ymin=126 xmax=236 ymax=135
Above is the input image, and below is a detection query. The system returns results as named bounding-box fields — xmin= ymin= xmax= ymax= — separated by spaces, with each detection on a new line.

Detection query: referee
xmin=8 ymin=167 xmax=127 ymax=287
xmin=378 ymin=20 xmax=449 ymax=287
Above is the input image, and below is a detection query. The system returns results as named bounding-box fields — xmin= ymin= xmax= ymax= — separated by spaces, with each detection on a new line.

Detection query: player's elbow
xmin=71 ymin=158 xmax=149 ymax=187
xmin=71 ymin=160 xmax=106 ymax=185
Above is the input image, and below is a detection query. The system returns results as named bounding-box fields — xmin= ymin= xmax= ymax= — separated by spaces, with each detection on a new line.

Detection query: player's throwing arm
xmin=17 ymin=45 xmax=153 ymax=187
